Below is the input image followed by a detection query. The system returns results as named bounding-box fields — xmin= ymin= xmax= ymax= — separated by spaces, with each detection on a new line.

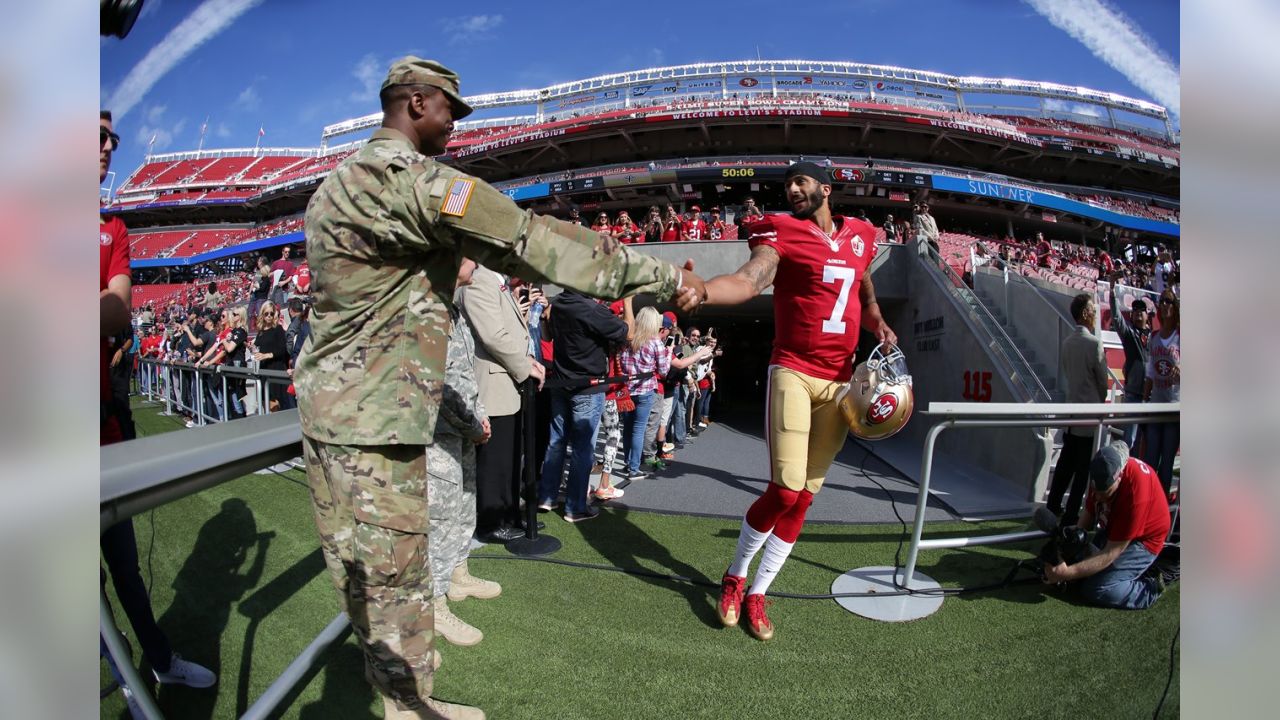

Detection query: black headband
xmin=784 ymin=161 xmax=832 ymax=185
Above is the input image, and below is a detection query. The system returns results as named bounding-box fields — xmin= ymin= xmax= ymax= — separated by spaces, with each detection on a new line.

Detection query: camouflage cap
xmin=382 ymin=56 xmax=474 ymax=119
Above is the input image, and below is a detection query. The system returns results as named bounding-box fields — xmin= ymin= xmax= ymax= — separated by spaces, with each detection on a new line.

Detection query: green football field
xmin=102 ymin=399 xmax=1179 ymax=719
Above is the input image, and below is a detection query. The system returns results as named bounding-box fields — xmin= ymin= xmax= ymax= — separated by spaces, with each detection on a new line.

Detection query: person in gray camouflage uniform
xmin=428 ymin=258 xmax=499 ymax=649
xmin=295 ymin=56 xmax=707 ymax=720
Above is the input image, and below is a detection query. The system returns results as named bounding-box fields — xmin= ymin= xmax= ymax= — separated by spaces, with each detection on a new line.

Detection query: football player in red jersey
xmin=693 ymin=162 xmax=896 ymax=640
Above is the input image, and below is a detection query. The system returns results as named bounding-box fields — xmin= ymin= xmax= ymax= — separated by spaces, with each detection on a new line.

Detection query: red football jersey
xmin=100 ymin=216 xmax=131 ymax=445
xmin=747 ymin=213 xmax=878 ymax=382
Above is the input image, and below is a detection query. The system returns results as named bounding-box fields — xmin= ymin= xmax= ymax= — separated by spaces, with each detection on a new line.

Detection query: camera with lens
xmin=101 ymin=0 xmax=146 ymax=39
xmin=1033 ymin=507 xmax=1094 ymax=571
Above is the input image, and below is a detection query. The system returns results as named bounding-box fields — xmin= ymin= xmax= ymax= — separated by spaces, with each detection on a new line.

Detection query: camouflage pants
xmin=426 ymin=434 xmax=477 ymax=596
xmin=302 ymin=437 xmax=434 ymax=709
xmin=599 ymin=399 xmax=622 ymax=476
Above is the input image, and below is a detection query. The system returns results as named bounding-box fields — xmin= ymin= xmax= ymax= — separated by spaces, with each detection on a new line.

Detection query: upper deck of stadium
xmin=105 ymin=60 xmax=1179 ymax=216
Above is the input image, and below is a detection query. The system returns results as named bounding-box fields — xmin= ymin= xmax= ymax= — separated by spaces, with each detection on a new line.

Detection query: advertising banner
xmin=930 ymin=175 xmax=1178 ymax=236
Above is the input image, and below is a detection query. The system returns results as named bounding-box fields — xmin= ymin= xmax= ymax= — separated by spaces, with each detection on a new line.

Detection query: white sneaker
xmin=153 ymin=653 xmax=216 ymax=688
xmin=185 ymin=420 xmax=196 ymax=428
xmin=661 ymin=442 xmax=675 ymax=453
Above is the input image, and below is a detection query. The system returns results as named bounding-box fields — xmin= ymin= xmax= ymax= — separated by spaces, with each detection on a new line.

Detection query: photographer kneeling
xmin=1042 ymin=441 xmax=1170 ymax=610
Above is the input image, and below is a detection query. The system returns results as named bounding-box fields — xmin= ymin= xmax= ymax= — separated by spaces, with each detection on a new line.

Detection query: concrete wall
xmin=892 ymin=252 xmax=1052 ymax=503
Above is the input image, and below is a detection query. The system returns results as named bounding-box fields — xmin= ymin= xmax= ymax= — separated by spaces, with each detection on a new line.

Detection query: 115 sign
xmin=962 ymin=370 xmax=993 ymax=402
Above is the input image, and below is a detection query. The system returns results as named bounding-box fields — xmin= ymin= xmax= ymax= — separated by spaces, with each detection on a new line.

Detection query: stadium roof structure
xmin=321 ymin=59 xmax=1174 ymax=143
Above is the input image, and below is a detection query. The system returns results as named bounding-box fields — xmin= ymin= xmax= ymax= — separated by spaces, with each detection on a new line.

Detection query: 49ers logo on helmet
xmin=867 ymin=395 xmax=898 ymax=424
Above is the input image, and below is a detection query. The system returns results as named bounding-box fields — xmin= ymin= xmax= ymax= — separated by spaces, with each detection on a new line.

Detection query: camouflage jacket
xmin=295 ymin=127 xmax=680 ymax=445
xmin=437 ymin=308 xmax=485 ymax=441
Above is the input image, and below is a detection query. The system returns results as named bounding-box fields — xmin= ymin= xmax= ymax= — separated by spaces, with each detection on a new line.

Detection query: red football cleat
xmin=718 ymin=573 xmax=746 ymax=627
xmin=744 ymin=593 xmax=774 ymax=641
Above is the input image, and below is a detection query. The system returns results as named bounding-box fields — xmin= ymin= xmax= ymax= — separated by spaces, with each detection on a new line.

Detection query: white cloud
xmin=234 ymin=84 xmax=260 ymax=111
xmin=350 ymin=53 xmax=384 ymax=103
xmin=1024 ymin=0 xmax=1180 ymax=116
xmin=139 ymin=0 xmax=163 ymax=20
xmin=215 ymin=121 xmax=232 ymax=139
xmin=106 ymin=0 xmax=264 ymax=120
xmin=442 ymin=14 xmax=504 ymax=43
xmin=649 ymin=48 xmax=666 ymax=67
xmin=134 ymin=107 xmax=187 ymax=154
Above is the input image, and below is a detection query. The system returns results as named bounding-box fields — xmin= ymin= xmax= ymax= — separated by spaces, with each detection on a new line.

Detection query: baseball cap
xmin=1089 ymin=441 xmax=1129 ymax=492
xmin=608 ymin=300 xmax=626 ymax=316
xmin=1130 ymin=299 xmax=1148 ymax=313
xmin=662 ymin=311 xmax=677 ymax=329
xmin=382 ymin=56 xmax=474 ymax=119
xmin=784 ymin=161 xmax=832 ymax=185
xmin=690 ymin=205 xmax=701 ymax=212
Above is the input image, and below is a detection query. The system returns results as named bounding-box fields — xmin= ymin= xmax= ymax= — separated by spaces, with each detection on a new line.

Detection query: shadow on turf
xmin=236 ymin=548 xmax=328 ymax=714
xmin=575 ymin=508 xmax=723 ymax=629
xmin=155 ymin=498 xmax=274 ymax=718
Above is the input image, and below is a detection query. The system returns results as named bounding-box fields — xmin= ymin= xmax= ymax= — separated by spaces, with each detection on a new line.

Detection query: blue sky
xmin=100 ymin=0 xmax=1179 ymax=182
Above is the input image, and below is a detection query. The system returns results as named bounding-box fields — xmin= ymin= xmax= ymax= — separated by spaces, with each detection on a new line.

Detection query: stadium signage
xmin=852 ymin=79 xmax=868 ymax=89
xmin=923 ymin=118 xmax=1040 ymax=146
xmin=831 ymin=167 xmax=864 ymax=182
xmin=929 ymin=174 xmax=1179 ymax=236
xmin=632 ymin=85 xmax=653 ymax=97
xmin=558 ymin=95 xmax=596 ymax=109
xmin=549 ymin=176 xmax=603 ymax=194
xmin=721 ymin=167 xmax=756 ymax=177
xmin=454 ymin=127 xmax=567 ymax=157
xmin=739 ymin=77 xmax=759 ymax=87
xmin=666 ymin=108 xmax=823 ymax=120
xmin=875 ymin=82 xmax=907 ymax=92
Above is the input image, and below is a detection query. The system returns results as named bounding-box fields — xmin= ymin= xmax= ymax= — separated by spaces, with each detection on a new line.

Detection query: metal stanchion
xmin=506 ymin=379 xmax=560 ymax=556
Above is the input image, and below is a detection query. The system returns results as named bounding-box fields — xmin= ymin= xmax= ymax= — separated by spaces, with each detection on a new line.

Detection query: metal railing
xmin=898 ymin=401 xmax=1180 ymax=591
xmin=922 ymin=242 xmax=1051 ymax=402
xmin=138 ymin=358 xmax=293 ymax=425
xmin=100 ymin=409 xmax=325 ymax=719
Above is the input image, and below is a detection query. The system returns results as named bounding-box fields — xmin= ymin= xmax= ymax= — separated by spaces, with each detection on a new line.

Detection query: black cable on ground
xmin=1152 ymin=627 xmax=1179 ymax=719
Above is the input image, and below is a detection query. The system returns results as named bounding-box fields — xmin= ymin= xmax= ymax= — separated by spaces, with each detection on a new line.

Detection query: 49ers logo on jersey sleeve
xmin=867 ymin=394 xmax=898 ymax=424
xmin=100 ymin=232 xmax=113 ymax=246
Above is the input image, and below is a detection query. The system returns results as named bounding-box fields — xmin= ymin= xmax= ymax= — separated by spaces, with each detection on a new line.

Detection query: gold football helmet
xmin=838 ymin=343 xmax=914 ymax=440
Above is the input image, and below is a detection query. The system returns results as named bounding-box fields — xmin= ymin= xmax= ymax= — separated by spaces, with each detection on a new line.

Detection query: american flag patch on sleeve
xmin=441 ymin=178 xmax=476 ymax=217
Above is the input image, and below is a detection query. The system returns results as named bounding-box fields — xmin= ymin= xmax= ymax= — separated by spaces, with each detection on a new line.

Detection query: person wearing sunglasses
xmin=100 ymin=111 xmax=217 ymax=717
xmin=253 ymin=301 xmax=290 ymax=411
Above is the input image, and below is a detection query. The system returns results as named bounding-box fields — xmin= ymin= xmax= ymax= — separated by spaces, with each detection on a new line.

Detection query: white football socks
xmin=747 ymin=534 xmax=796 ymax=597
xmin=728 ymin=518 xmax=770 ymax=577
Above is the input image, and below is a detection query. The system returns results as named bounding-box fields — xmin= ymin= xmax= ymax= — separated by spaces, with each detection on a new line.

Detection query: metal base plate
xmin=505 ymin=533 xmax=562 ymax=557
xmin=831 ymin=566 xmax=944 ymax=622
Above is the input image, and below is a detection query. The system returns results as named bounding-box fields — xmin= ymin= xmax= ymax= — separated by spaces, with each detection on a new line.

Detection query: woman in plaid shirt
xmin=618 ymin=307 xmax=670 ymax=480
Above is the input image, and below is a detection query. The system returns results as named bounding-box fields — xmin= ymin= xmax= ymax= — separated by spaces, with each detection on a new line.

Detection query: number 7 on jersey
xmin=821 ymin=265 xmax=858 ymax=334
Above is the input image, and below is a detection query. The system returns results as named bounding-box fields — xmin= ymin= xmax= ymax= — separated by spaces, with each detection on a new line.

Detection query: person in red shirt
xmin=1044 ymin=441 xmax=1171 ymax=609
xmin=661 ymin=213 xmax=680 ymax=242
xmin=691 ymin=162 xmax=896 ymax=640
xmin=613 ymin=210 xmax=641 ymax=244
xmin=99 ymin=111 xmax=216 ymax=711
xmin=680 ymin=205 xmax=708 ymax=241
xmin=590 ymin=212 xmax=612 ymax=235
xmin=708 ymin=209 xmax=727 ymax=241
xmin=739 ymin=196 xmax=765 ymax=226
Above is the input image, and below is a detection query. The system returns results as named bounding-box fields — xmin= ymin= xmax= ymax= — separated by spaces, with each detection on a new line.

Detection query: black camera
xmin=1033 ymin=507 xmax=1094 ymax=569
xmin=101 ymin=0 xmax=146 ymax=39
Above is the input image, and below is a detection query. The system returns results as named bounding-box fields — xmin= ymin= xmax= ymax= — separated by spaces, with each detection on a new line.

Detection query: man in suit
xmin=1047 ymin=293 xmax=1110 ymax=524
xmin=458 ymin=265 xmax=545 ymax=543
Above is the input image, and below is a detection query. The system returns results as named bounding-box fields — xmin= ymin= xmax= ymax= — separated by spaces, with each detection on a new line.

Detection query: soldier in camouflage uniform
xmin=295 ymin=57 xmax=707 ymax=720
xmin=427 ymin=258 xmax=498 ymax=648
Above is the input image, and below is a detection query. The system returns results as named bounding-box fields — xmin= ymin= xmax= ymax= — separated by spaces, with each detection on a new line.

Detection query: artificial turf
xmin=102 ymin=399 xmax=1179 ymax=719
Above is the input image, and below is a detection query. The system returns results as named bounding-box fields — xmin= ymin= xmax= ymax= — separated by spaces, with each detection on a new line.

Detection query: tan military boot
xmin=432 ymin=596 xmax=482 ymax=646
xmin=382 ymin=696 xmax=485 ymax=720
xmin=446 ymin=560 xmax=502 ymax=601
